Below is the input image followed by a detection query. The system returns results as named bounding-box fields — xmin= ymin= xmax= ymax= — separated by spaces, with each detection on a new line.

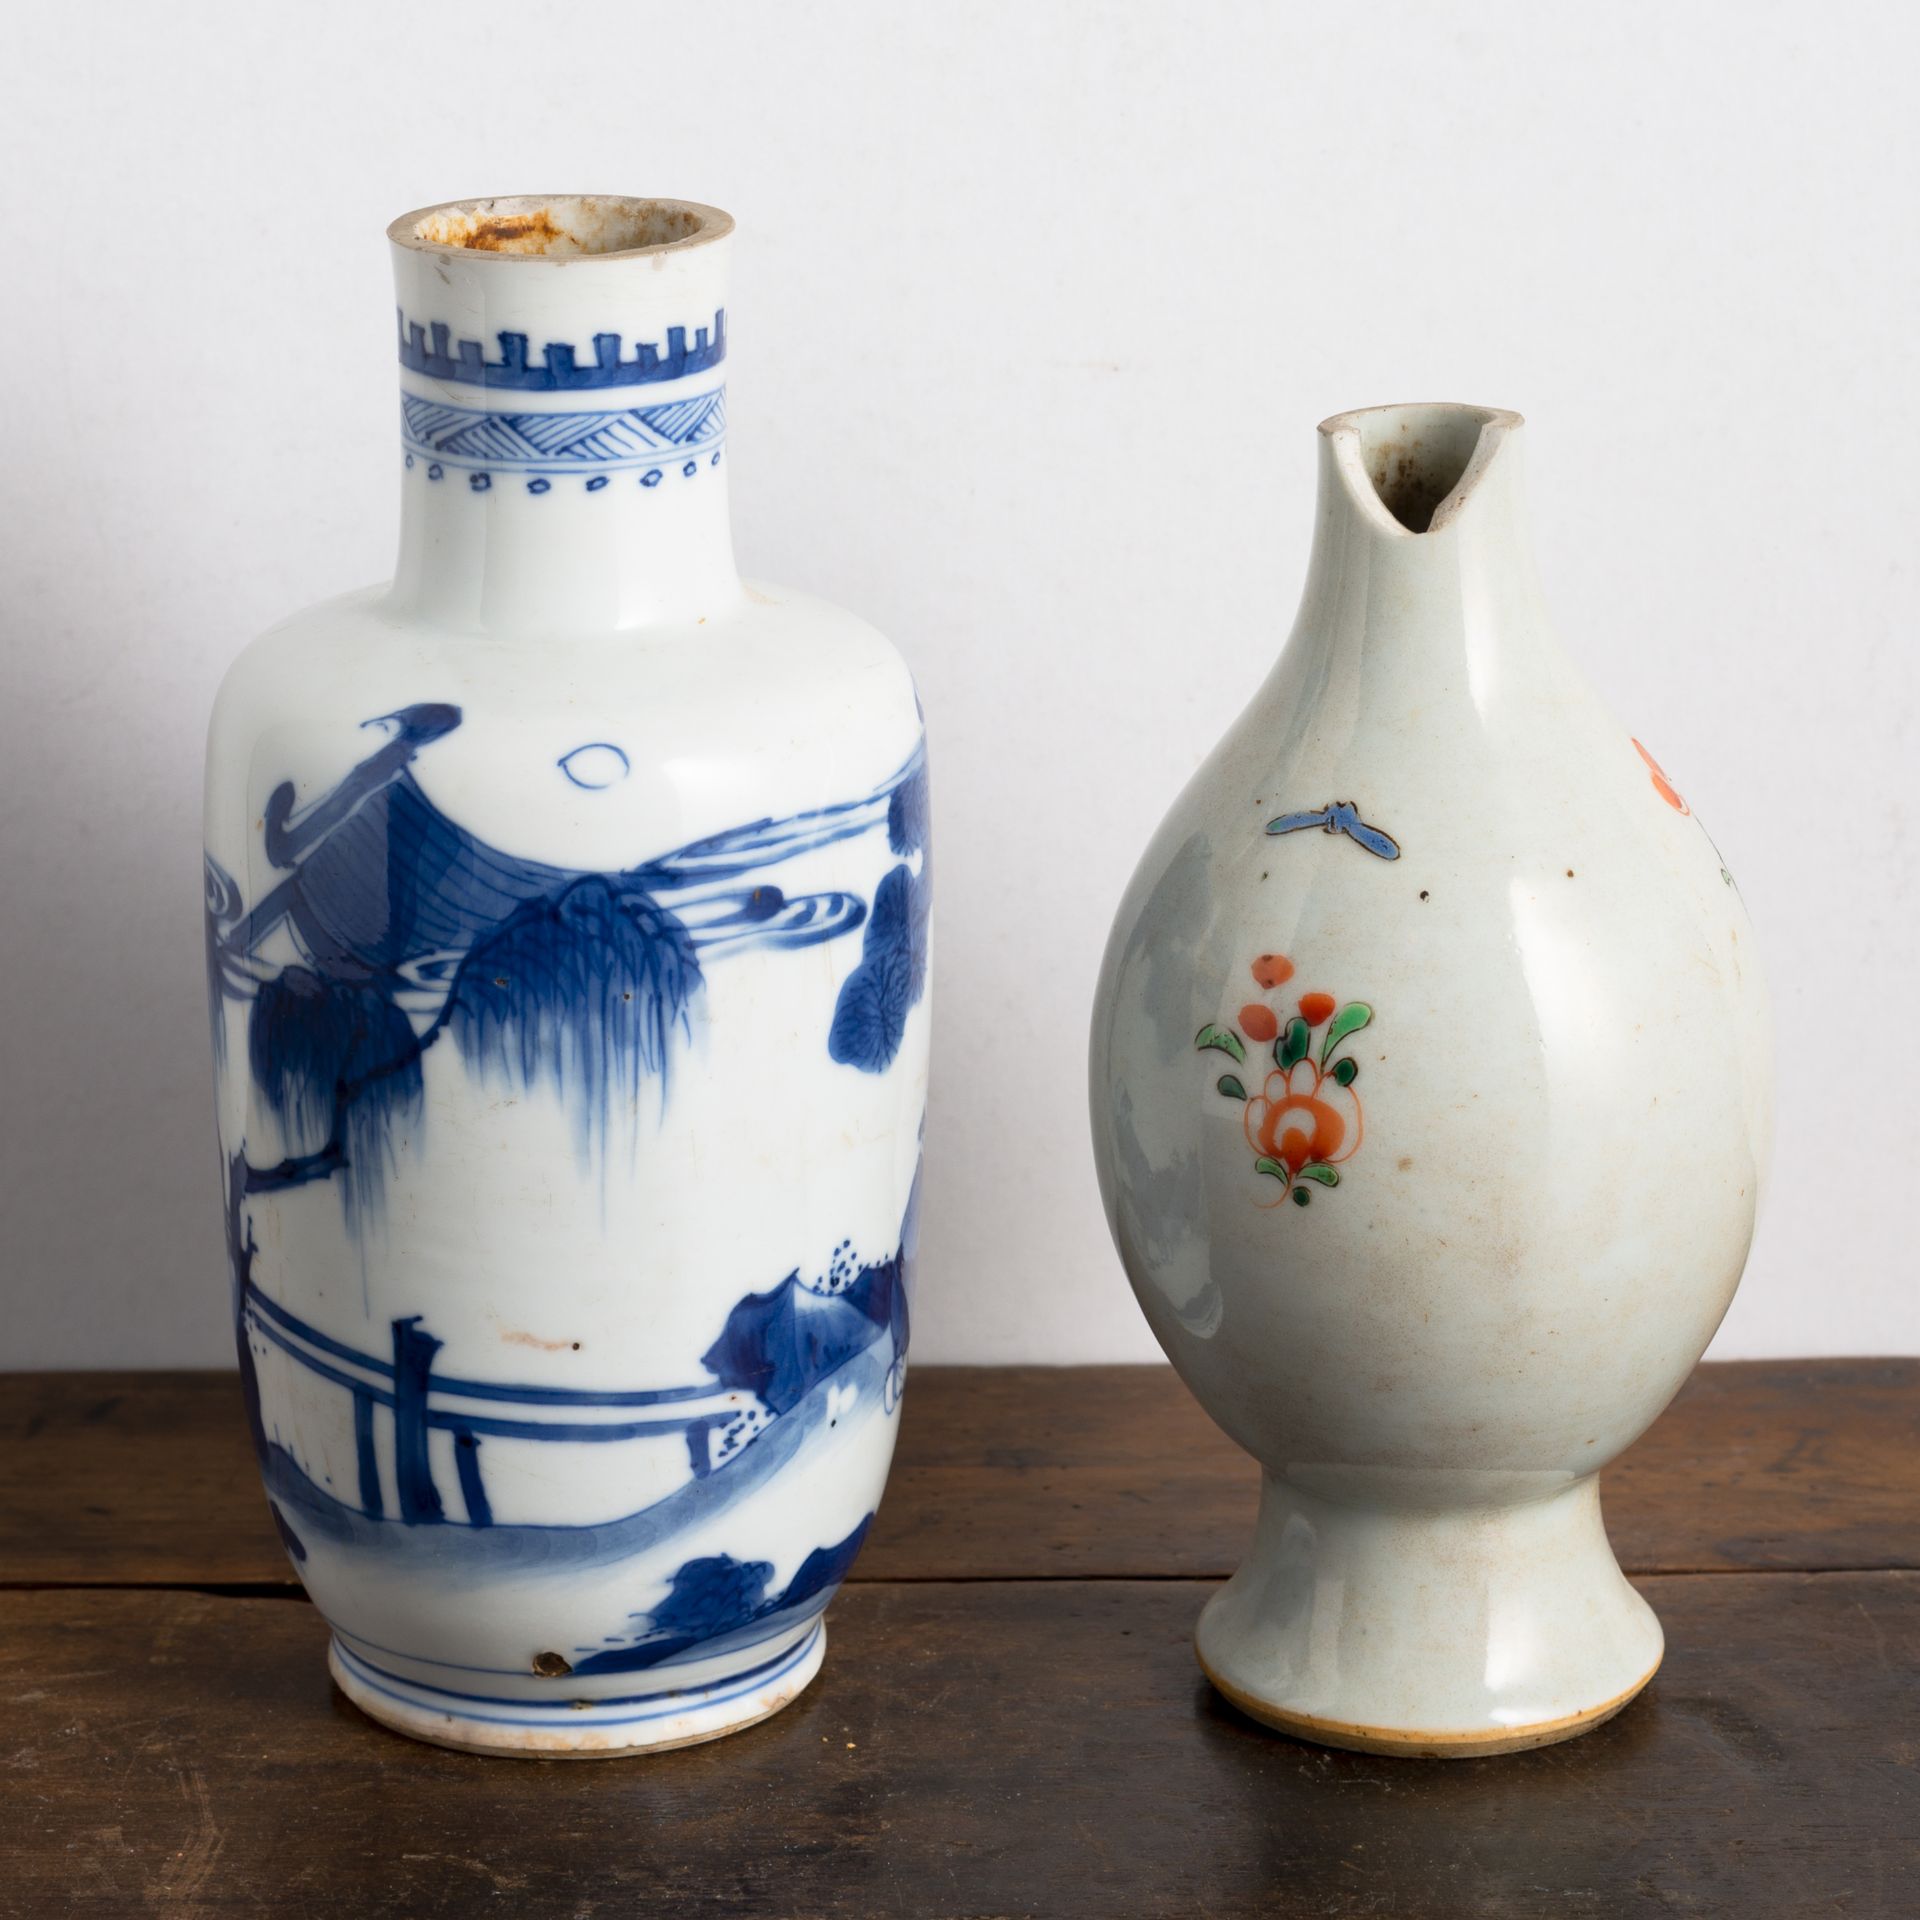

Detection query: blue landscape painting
xmin=228 ymin=1156 xmax=915 ymax=1581
xmin=209 ymin=702 xmax=926 ymax=1642
xmin=206 ymin=703 xmax=928 ymax=1219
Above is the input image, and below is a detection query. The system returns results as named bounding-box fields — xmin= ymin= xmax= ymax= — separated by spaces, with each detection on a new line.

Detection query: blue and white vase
xmin=204 ymin=197 xmax=930 ymax=1756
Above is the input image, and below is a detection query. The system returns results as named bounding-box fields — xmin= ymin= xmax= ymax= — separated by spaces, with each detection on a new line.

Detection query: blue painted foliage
xmin=572 ymin=1514 xmax=874 ymax=1674
xmin=205 ymin=707 xmax=928 ymax=1216
xmin=248 ymin=967 xmax=425 ymax=1220
xmin=448 ymin=878 xmax=702 ymax=1146
xmin=888 ymin=758 xmax=929 ymax=855
xmin=828 ymin=859 xmax=931 ymax=1074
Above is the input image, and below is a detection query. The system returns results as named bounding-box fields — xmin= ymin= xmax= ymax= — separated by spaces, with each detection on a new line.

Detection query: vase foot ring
xmin=1198 ymin=1645 xmax=1660 ymax=1759
xmin=328 ymin=1621 xmax=827 ymax=1759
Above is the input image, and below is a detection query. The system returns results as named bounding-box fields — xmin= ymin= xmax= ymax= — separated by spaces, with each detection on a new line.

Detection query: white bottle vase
xmin=1088 ymin=403 xmax=1770 ymax=1757
xmin=204 ymin=198 xmax=929 ymax=1756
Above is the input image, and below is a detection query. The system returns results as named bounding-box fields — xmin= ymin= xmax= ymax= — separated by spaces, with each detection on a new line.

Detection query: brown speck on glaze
xmin=393 ymin=195 xmax=731 ymax=260
xmin=439 ymin=207 xmax=567 ymax=253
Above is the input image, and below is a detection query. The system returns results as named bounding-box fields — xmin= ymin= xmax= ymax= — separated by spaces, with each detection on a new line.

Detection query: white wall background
xmin=2 ymin=1 xmax=1913 ymax=1368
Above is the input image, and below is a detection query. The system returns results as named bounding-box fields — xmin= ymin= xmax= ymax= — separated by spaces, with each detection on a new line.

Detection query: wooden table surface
xmin=4 ymin=1361 xmax=1917 ymax=1916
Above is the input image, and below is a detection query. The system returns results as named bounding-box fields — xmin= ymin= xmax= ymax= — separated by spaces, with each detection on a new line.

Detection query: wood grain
xmin=4 ymin=1574 xmax=1915 ymax=1918
xmin=4 ymin=1360 xmax=1917 ymax=1588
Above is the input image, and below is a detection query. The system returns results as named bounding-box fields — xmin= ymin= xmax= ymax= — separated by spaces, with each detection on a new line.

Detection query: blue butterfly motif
xmin=1265 ymin=801 xmax=1400 ymax=861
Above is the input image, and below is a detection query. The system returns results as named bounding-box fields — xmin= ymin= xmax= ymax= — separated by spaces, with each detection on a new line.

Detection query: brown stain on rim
xmin=1196 ymin=1645 xmax=1661 ymax=1759
xmin=447 ymin=209 xmax=566 ymax=253
xmin=390 ymin=194 xmax=732 ymax=261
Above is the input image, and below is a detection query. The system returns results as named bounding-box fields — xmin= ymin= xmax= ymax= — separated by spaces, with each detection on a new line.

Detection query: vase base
xmin=1198 ymin=1644 xmax=1659 ymax=1758
xmin=327 ymin=1619 xmax=826 ymax=1759
xmin=1194 ymin=1472 xmax=1663 ymax=1758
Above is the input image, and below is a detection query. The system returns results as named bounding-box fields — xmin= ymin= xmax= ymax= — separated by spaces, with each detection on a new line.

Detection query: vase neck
xmin=1293 ymin=403 xmax=1559 ymax=718
xmin=383 ymin=196 xmax=742 ymax=635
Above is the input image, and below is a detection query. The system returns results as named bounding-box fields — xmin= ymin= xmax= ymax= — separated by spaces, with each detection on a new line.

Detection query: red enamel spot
xmin=1239 ymin=1004 xmax=1279 ymax=1043
xmin=1298 ymin=992 xmax=1336 ymax=1027
xmin=1251 ymin=953 xmax=1294 ymax=989
xmin=1633 ymin=737 xmax=1690 ymax=814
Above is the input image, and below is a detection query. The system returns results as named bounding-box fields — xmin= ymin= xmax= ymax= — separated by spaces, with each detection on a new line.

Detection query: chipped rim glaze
xmin=1318 ymin=400 xmax=1525 ymax=536
xmin=387 ymin=194 xmax=734 ymax=261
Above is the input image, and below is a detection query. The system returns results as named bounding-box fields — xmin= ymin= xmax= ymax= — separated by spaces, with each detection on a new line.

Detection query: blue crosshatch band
xmin=399 ymin=388 xmax=726 ymax=474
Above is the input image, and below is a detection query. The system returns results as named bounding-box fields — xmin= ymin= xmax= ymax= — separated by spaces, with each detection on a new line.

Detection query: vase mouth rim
xmin=1317 ymin=401 xmax=1524 ymax=438
xmin=387 ymin=195 xmax=734 ymax=261
xmin=1318 ymin=402 xmax=1525 ymax=536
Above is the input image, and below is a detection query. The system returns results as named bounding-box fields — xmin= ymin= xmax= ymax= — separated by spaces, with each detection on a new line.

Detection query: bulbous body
xmin=1089 ymin=404 xmax=1769 ymax=1755
xmin=205 ymin=199 xmax=929 ymax=1755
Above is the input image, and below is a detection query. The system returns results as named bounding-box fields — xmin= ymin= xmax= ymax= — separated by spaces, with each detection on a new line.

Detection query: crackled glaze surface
xmin=205 ymin=198 xmax=929 ymax=1755
xmin=1089 ymin=402 xmax=1770 ymax=1754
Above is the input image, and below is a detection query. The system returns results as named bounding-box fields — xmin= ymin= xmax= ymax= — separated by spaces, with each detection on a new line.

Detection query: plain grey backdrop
xmin=2 ymin=0 xmax=1914 ymax=1366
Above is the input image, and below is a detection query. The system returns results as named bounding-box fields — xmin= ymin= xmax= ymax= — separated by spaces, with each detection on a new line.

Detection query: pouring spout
xmin=1320 ymin=402 xmax=1524 ymax=536
xmin=1289 ymin=400 xmax=1561 ymax=723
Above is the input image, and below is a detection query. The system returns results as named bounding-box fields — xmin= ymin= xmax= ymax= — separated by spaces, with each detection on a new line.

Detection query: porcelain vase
xmin=1088 ymin=403 xmax=1769 ymax=1757
xmin=204 ymin=197 xmax=929 ymax=1756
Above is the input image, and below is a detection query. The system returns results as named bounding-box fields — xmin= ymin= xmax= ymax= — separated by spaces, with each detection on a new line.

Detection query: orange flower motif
xmin=1196 ymin=968 xmax=1374 ymax=1211
xmin=1238 ymin=1004 xmax=1279 ymax=1043
xmin=1245 ymin=1061 xmax=1363 ymax=1176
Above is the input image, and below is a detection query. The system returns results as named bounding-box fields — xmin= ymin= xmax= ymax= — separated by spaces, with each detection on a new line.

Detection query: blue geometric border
xmin=401 ymin=388 xmax=726 ymax=493
xmin=399 ymin=309 xmax=725 ymax=391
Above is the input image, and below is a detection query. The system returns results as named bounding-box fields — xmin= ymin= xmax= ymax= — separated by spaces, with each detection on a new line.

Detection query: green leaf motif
xmin=1320 ymin=1001 xmax=1373 ymax=1064
xmin=1297 ymin=1164 xmax=1339 ymax=1187
xmin=1331 ymin=1056 xmax=1359 ymax=1087
xmin=1253 ymin=1157 xmax=1290 ymax=1182
xmin=1216 ymin=1074 xmax=1247 ymax=1102
xmin=1195 ymin=1023 xmax=1246 ymax=1064
xmin=1290 ymin=1185 xmax=1312 ymax=1206
xmin=1277 ymin=1017 xmax=1310 ymax=1070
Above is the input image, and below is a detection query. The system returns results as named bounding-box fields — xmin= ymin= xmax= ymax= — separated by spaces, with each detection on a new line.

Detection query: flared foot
xmin=1196 ymin=1473 xmax=1661 ymax=1758
xmin=329 ymin=1619 xmax=826 ymax=1759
